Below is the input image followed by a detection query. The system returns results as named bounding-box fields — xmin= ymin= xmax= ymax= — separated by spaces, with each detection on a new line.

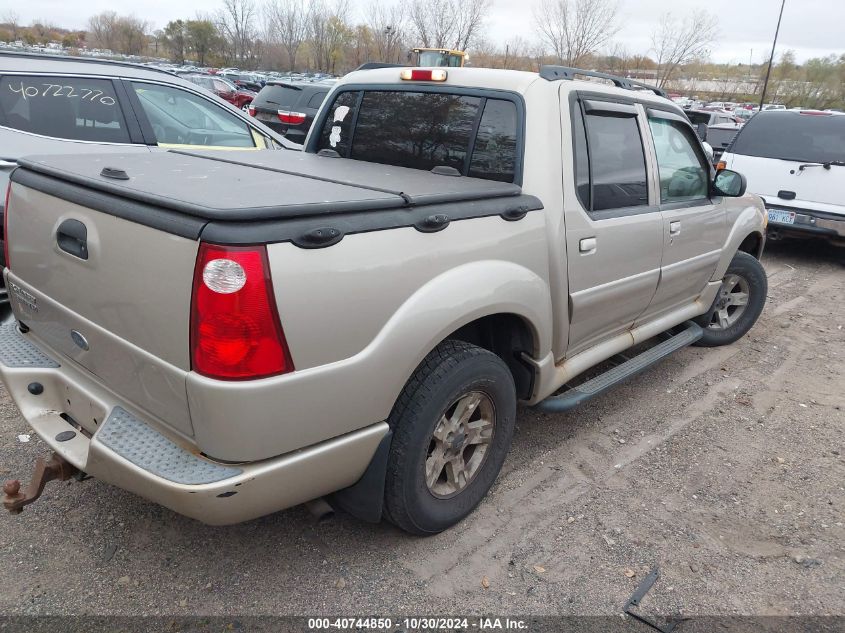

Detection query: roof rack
xmin=0 ymin=50 xmax=178 ymax=77
xmin=354 ymin=62 xmax=407 ymax=71
xmin=539 ymin=66 xmax=667 ymax=99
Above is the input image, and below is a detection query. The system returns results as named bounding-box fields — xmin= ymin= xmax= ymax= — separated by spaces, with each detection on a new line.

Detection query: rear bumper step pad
xmin=535 ymin=322 xmax=703 ymax=413
xmin=0 ymin=320 xmax=59 ymax=369
xmin=97 ymin=407 xmax=242 ymax=485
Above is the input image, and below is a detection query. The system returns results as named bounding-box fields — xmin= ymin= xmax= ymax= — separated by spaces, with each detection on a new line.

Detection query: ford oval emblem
xmin=70 ymin=330 xmax=89 ymax=351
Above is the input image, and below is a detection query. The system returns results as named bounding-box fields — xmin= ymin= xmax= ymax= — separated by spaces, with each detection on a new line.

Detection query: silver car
xmin=0 ymin=51 xmax=298 ymax=275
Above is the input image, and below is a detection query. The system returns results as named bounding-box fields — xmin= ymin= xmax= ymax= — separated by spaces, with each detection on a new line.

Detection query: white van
xmin=721 ymin=110 xmax=845 ymax=243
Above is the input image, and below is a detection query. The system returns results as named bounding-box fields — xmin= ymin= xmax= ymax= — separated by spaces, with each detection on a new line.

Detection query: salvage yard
xmin=0 ymin=239 xmax=842 ymax=618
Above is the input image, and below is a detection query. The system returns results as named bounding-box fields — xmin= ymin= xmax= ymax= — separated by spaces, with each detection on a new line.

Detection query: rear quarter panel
xmin=186 ymin=214 xmax=552 ymax=461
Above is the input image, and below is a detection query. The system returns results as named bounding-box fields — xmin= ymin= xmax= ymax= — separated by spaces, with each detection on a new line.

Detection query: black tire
xmin=383 ymin=340 xmax=516 ymax=535
xmin=693 ymin=251 xmax=767 ymax=347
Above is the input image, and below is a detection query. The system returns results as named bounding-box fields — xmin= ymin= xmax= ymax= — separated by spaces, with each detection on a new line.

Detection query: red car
xmin=184 ymin=74 xmax=256 ymax=112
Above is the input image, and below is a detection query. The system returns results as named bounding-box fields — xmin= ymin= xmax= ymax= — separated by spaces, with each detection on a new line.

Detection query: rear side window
xmin=257 ymin=84 xmax=300 ymax=108
xmin=306 ymin=90 xmax=328 ymax=109
xmin=0 ymin=75 xmax=130 ymax=143
xmin=729 ymin=112 xmax=845 ymax=163
xmin=468 ymin=99 xmax=518 ymax=182
xmin=316 ymin=90 xmax=520 ymax=182
xmin=583 ymin=110 xmax=649 ymax=211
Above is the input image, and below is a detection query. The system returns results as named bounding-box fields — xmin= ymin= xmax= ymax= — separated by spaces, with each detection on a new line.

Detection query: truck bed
xmin=13 ymin=150 xmax=542 ymax=246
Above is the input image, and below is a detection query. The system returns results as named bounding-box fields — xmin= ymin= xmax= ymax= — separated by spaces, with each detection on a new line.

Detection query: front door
xmin=642 ymin=110 xmax=726 ymax=319
xmin=562 ymin=94 xmax=664 ymax=356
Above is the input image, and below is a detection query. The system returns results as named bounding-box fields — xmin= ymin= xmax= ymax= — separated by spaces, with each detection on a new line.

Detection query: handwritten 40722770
xmin=7 ymin=80 xmax=116 ymax=106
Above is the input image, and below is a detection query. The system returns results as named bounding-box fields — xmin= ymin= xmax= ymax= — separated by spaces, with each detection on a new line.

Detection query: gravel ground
xmin=0 ymin=238 xmax=842 ymax=620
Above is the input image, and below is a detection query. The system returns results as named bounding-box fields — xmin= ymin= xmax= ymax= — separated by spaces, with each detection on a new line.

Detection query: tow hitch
xmin=2 ymin=453 xmax=78 ymax=514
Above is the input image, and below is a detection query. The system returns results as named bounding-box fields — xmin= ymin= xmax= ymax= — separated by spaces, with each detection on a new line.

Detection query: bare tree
xmin=266 ymin=0 xmax=310 ymax=70
xmin=533 ymin=0 xmax=619 ymax=67
xmin=119 ymin=16 xmax=150 ymax=56
xmin=651 ymin=10 xmax=719 ymax=88
xmin=409 ymin=0 xmax=489 ymax=51
xmin=217 ymin=0 xmax=259 ymax=65
xmin=1 ymin=10 xmax=22 ymax=41
xmin=308 ymin=0 xmax=351 ymax=72
xmin=367 ymin=0 xmax=406 ymax=63
xmin=87 ymin=11 xmax=120 ymax=51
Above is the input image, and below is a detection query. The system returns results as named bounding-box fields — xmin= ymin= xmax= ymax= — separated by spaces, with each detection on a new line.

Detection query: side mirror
xmin=713 ymin=169 xmax=747 ymax=197
xmin=696 ymin=123 xmax=708 ymax=141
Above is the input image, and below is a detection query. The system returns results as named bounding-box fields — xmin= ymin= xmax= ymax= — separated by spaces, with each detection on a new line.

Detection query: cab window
xmin=648 ymin=116 xmax=709 ymax=203
xmin=0 ymin=75 xmax=130 ymax=143
xmin=315 ymin=90 xmax=520 ymax=182
xmin=131 ymin=82 xmax=254 ymax=148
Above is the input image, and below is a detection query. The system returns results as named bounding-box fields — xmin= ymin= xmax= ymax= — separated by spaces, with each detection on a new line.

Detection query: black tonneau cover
xmin=13 ymin=150 xmax=543 ymax=246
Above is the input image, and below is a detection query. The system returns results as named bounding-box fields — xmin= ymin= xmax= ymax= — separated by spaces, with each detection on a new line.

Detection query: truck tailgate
xmin=5 ymin=184 xmax=198 ymax=437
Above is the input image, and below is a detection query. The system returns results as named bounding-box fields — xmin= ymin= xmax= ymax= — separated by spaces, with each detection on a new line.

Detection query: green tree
xmin=163 ymin=19 xmax=187 ymax=63
xmin=185 ymin=20 xmax=220 ymax=65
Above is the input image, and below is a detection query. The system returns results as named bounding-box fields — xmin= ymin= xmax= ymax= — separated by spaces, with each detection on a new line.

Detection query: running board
xmin=534 ymin=321 xmax=703 ymax=413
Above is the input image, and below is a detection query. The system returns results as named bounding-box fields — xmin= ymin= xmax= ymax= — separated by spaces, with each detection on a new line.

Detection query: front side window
xmin=583 ymin=111 xmax=649 ymax=211
xmin=0 ymin=75 xmax=130 ymax=143
xmin=315 ymin=90 xmax=520 ymax=182
xmin=131 ymin=82 xmax=254 ymax=148
xmin=648 ymin=117 xmax=709 ymax=203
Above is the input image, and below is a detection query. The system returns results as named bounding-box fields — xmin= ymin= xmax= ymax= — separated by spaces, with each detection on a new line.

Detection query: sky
xmin=8 ymin=0 xmax=844 ymax=64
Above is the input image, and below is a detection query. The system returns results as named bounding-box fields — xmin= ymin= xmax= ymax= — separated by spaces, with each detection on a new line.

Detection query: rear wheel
xmin=694 ymin=251 xmax=767 ymax=347
xmin=383 ymin=340 xmax=516 ymax=535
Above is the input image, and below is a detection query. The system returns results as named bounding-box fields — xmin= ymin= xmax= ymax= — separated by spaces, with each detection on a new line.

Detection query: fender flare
xmin=360 ymin=259 xmax=553 ymax=422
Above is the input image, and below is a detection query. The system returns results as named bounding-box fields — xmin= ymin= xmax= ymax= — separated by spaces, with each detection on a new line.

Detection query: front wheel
xmin=694 ymin=251 xmax=767 ymax=347
xmin=383 ymin=340 xmax=516 ymax=535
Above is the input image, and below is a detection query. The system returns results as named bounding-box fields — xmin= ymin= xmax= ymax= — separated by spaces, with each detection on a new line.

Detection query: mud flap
xmin=329 ymin=429 xmax=392 ymax=523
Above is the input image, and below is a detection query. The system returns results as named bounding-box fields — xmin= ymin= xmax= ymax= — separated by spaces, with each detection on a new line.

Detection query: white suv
xmin=721 ymin=110 xmax=845 ymax=243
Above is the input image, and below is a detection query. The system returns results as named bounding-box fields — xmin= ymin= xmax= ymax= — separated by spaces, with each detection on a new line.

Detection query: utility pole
xmin=759 ymin=0 xmax=786 ymax=111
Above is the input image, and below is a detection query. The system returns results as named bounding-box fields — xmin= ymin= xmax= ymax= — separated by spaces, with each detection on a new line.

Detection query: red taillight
xmin=248 ymin=104 xmax=256 ymax=117
xmin=3 ymin=182 xmax=10 ymax=269
xmin=277 ymin=110 xmax=306 ymax=125
xmin=190 ymin=243 xmax=293 ymax=380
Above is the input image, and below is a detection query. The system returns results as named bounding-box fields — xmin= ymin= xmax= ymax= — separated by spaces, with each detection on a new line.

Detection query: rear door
xmin=562 ymin=94 xmax=663 ymax=355
xmin=723 ymin=111 xmax=845 ymax=218
xmin=642 ymin=109 xmax=725 ymax=318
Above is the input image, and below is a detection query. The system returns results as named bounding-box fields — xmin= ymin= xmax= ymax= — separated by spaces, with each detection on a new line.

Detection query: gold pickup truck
xmin=0 ymin=66 xmax=767 ymax=534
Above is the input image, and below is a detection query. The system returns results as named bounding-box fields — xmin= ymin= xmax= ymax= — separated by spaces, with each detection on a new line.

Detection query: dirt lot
xmin=0 ymin=238 xmax=842 ymax=620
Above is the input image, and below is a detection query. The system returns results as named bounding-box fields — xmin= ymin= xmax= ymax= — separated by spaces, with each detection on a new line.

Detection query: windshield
xmin=686 ymin=111 xmax=710 ymax=125
xmin=417 ymin=51 xmax=462 ymax=67
xmin=730 ymin=112 xmax=845 ymax=163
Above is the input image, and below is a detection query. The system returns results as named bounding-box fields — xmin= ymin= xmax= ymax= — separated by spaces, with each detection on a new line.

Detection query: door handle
xmin=56 ymin=219 xmax=89 ymax=260
xmin=579 ymin=237 xmax=597 ymax=254
xmin=669 ymin=221 xmax=682 ymax=235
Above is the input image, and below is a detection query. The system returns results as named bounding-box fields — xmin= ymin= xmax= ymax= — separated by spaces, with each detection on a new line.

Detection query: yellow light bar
xmin=400 ymin=69 xmax=448 ymax=82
